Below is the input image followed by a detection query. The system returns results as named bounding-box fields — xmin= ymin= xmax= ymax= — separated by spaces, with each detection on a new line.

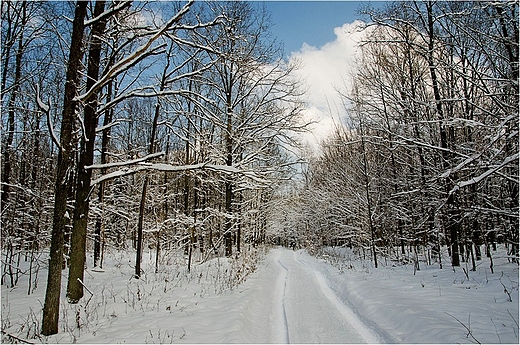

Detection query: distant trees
xmin=1 ymin=1 xmax=59 ymax=292
xmin=287 ymin=1 xmax=518 ymax=268
xmin=193 ymin=1 xmax=304 ymax=257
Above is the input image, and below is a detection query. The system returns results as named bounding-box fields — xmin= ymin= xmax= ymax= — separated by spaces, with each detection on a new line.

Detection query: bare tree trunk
xmin=94 ymin=80 xmax=113 ymax=268
xmin=41 ymin=1 xmax=88 ymax=335
xmin=425 ymin=2 xmax=459 ymax=267
xmin=237 ymin=190 xmax=242 ymax=254
xmin=135 ymin=48 xmax=170 ymax=278
xmin=1 ymin=1 xmax=26 ymax=212
xmin=135 ymin=175 xmax=149 ymax=278
xmin=360 ymin=124 xmax=377 ymax=269
xmin=225 ymin=97 xmax=233 ymax=257
xmin=67 ymin=0 xmax=107 ymax=303
xmin=188 ymin=166 xmax=199 ymax=271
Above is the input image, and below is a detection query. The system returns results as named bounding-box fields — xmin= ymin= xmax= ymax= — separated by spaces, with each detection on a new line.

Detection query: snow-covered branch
xmin=440 ymin=114 xmax=518 ymax=179
xmin=74 ymin=0 xmax=194 ymax=104
xmin=90 ymin=166 xmax=148 ymax=186
xmin=84 ymin=1 xmax=132 ymax=27
xmin=95 ymin=119 xmax=121 ymax=133
xmin=36 ymin=84 xmax=61 ymax=150
xmin=86 ymin=151 xmax=165 ymax=170
xmin=90 ymin=161 xmax=269 ymax=187
xmin=449 ymin=153 xmax=519 ymax=195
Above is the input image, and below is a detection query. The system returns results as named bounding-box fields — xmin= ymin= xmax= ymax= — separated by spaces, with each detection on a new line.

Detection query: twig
xmin=77 ymin=278 xmax=94 ymax=306
xmin=507 ymin=309 xmax=519 ymax=329
xmin=77 ymin=278 xmax=93 ymax=296
xmin=1 ymin=330 xmax=34 ymax=344
xmin=491 ymin=318 xmax=501 ymax=344
xmin=445 ymin=312 xmax=481 ymax=344
xmin=462 ymin=267 xmax=469 ymax=281
xmin=499 ymin=272 xmax=513 ymax=302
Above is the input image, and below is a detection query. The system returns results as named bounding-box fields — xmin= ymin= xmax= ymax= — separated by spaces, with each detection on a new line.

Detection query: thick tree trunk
xmin=41 ymin=1 xmax=88 ymax=336
xmin=67 ymin=0 xmax=107 ymax=303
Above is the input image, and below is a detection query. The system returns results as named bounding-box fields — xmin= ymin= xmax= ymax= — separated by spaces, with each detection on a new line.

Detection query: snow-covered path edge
xmin=291 ymin=250 xmax=385 ymax=343
xmin=295 ymin=247 xmax=519 ymax=344
xmin=3 ymin=246 xmax=515 ymax=344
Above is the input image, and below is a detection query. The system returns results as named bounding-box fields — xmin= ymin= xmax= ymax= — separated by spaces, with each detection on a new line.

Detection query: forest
xmin=278 ymin=1 xmax=519 ymax=271
xmin=1 ymin=0 xmax=518 ymax=339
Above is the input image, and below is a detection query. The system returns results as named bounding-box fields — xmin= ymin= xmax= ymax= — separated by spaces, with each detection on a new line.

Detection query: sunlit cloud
xmin=291 ymin=21 xmax=369 ymax=152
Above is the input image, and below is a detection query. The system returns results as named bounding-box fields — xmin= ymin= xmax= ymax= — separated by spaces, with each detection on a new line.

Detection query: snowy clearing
xmin=1 ymin=245 xmax=518 ymax=344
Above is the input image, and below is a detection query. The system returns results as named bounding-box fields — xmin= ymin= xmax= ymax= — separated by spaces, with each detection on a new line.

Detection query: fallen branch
xmin=499 ymin=272 xmax=513 ymax=302
xmin=507 ymin=309 xmax=519 ymax=329
xmin=445 ymin=312 xmax=481 ymax=344
xmin=77 ymin=278 xmax=94 ymax=306
xmin=1 ymin=330 xmax=34 ymax=344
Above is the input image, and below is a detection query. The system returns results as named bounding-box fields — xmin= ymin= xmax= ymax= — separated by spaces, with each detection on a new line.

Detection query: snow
xmin=2 ymin=245 xmax=518 ymax=344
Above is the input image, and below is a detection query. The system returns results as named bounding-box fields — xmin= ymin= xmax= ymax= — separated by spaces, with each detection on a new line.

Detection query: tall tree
xmin=66 ymin=0 xmax=108 ymax=303
xmin=41 ymin=0 xmax=88 ymax=335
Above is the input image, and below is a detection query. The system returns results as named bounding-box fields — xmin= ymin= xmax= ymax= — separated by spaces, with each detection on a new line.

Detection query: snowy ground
xmin=1 ymin=244 xmax=518 ymax=344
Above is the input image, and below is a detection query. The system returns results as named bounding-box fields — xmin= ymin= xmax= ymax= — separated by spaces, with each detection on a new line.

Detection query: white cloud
xmin=291 ymin=21 xmax=368 ymax=152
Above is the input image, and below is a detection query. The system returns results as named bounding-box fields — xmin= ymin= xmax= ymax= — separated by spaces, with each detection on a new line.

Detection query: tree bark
xmin=67 ymin=0 xmax=107 ymax=303
xmin=41 ymin=0 xmax=88 ymax=335
xmin=94 ymin=80 xmax=113 ymax=268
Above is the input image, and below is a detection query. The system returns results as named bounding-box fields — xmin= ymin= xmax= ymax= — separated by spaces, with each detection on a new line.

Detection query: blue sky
xmin=263 ymin=1 xmax=378 ymax=56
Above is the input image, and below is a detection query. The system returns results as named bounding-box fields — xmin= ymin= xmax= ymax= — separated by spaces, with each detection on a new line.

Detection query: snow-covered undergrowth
xmin=307 ymin=245 xmax=519 ymax=344
xmin=1 ymin=245 xmax=266 ymax=344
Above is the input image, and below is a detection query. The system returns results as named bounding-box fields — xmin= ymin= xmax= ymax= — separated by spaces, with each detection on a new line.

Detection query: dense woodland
xmin=1 ymin=0 xmax=518 ymax=337
xmin=277 ymin=1 xmax=519 ymax=270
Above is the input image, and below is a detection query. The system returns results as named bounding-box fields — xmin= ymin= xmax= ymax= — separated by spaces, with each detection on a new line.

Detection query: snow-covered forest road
xmin=190 ymin=247 xmax=381 ymax=343
xmin=271 ymin=248 xmax=377 ymax=343
xmin=183 ymin=246 xmax=516 ymax=344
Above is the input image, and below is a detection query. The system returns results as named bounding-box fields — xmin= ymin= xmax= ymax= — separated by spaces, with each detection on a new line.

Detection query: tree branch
xmin=36 ymin=83 xmax=61 ymax=150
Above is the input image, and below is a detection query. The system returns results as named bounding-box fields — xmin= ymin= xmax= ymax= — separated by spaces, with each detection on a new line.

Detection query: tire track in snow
xmin=274 ymin=251 xmax=290 ymax=343
xmin=292 ymin=250 xmax=382 ymax=344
